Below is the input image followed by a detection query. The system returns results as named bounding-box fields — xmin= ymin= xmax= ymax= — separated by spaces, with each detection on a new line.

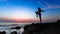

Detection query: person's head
xmin=38 ymin=7 xmax=41 ymax=9
xmin=38 ymin=7 xmax=41 ymax=11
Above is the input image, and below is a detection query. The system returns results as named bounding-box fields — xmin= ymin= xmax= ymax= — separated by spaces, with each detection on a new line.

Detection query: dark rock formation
xmin=57 ymin=20 xmax=60 ymax=23
xmin=10 ymin=31 xmax=17 ymax=34
xmin=22 ymin=22 xmax=60 ymax=34
xmin=0 ymin=31 xmax=6 ymax=34
xmin=11 ymin=26 xmax=21 ymax=30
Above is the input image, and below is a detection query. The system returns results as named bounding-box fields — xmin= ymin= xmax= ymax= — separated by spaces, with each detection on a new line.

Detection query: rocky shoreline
xmin=22 ymin=20 xmax=60 ymax=34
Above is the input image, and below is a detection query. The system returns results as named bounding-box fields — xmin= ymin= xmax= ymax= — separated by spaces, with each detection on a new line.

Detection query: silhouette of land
xmin=0 ymin=31 xmax=6 ymax=34
xmin=11 ymin=26 xmax=21 ymax=30
xmin=22 ymin=20 xmax=60 ymax=34
xmin=10 ymin=31 xmax=17 ymax=34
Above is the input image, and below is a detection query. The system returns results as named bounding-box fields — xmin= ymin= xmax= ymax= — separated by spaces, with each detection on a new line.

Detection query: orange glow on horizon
xmin=1 ymin=18 xmax=39 ymax=22
xmin=0 ymin=17 xmax=47 ymax=23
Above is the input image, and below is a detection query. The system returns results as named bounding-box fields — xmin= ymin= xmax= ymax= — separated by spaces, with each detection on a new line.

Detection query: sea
xmin=0 ymin=22 xmax=32 ymax=34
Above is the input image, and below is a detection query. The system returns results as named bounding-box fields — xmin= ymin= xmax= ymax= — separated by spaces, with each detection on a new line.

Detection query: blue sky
xmin=0 ymin=0 xmax=60 ymax=22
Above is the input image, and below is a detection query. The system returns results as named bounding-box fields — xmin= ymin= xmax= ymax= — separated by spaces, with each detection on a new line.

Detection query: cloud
xmin=37 ymin=0 xmax=60 ymax=9
xmin=0 ymin=0 xmax=8 ymax=2
xmin=0 ymin=0 xmax=11 ymax=5
xmin=37 ymin=0 xmax=46 ymax=7
xmin=42 ymin=2 xmax=60 ymax=9
xmin=37 ymin=1 xmax=59 ymax=9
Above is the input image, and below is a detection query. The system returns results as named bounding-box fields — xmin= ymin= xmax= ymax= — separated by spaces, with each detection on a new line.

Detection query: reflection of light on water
xmin=20 ymin=28 xmax=24 ymax=34
xmin=0 ymin=23 xmax=26 ymax=34
xmin=0 ymin=28 xmax=24 ymax=34
xmin=0 ymin=22 xmax=32 ymax=34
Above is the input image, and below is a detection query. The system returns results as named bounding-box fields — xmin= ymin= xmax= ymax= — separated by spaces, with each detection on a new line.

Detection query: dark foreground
xmin=0 ymin=20 xmax=60 ymax=34
xmin=22 ymin=20 xmax=60 ymax=34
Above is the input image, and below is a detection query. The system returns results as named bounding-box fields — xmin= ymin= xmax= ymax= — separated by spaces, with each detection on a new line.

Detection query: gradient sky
xmin=0 ymin=0 xmax=60 ymax=23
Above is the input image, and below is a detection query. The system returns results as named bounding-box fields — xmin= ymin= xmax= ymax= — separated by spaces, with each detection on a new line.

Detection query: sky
xmin=0 ymin=0 xmax=60 ymax=23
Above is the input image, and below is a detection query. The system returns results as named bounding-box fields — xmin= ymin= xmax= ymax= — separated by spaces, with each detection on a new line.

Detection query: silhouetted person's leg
xmin=39 ymin=13 xmax=42 ymax=23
